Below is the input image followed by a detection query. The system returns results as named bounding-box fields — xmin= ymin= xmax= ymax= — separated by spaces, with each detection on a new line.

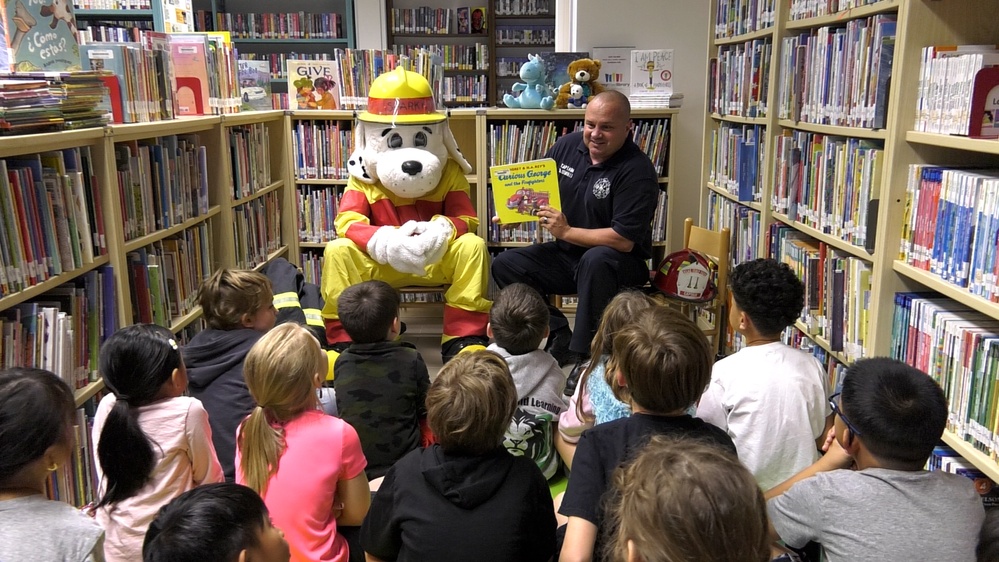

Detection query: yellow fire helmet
xmin=359 ymin=66 xmax=446 ymax=125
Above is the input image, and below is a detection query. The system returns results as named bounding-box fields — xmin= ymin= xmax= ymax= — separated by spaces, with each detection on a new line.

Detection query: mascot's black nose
xmin=402 ymin=161 xmax=423 ymax=176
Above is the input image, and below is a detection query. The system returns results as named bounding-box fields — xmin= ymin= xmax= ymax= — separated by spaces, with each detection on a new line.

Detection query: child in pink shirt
xmin=91 ymin=324 xmax=224 ymax=562
xmin=236 ymin=323 xmax=370 ymax=562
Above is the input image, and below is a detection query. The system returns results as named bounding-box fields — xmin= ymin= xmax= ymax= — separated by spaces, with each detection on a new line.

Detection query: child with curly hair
xmin=696 ymin=258 xmax=832 ymax=490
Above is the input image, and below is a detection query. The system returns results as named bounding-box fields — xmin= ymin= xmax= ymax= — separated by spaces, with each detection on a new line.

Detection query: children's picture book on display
xmin=238 ymin=59 xmax=271 ymax=111
xmin=456 ymin=7 xmax=470 ymax=34
xmin=489 ymin=158 xmax=561 ymax=225
xmin=286 ymin=59 xmax=339 ymax=110
xmin=591 ymin=46 xmax=633 ymax=93
xmin=631 ymin=49 xmax=674 ymax=95
xmin=470 ymin=6 xmax=486 ymax=34
xmin=540 ymin=51 xmax=589 ymax=99
xmin=1 ymin=0 xmax=82 ymax=71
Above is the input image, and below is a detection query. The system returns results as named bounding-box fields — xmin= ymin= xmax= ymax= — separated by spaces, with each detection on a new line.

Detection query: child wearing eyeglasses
xmin=765 ymin=357 xmax=984 ymax=562
xmin=696 ymin=258 xmax=832 ymax=490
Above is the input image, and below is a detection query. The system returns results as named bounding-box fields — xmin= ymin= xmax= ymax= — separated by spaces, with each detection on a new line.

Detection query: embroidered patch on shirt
xmin=559 ymin=163 xmax=574 ymax=178
xmin=592 ymin=177 xmax=611 ymax=199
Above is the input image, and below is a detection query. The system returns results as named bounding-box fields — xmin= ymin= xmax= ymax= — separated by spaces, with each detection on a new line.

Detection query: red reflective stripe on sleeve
xmin=442 ymin=190 xmax=476 ymax=235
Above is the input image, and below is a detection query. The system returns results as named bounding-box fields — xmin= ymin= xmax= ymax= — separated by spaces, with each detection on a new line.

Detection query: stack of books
xmin=630 ymin=92 xmax=684 ymax=109
xmin=0 ymin=72 xmax=112 ymax=133
xmin=0 ymin=79 xmax=62 ymax=135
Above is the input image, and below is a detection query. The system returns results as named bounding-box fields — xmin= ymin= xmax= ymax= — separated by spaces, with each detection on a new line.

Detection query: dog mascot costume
xmin=321 ymin=67 xmax=491 ymax=362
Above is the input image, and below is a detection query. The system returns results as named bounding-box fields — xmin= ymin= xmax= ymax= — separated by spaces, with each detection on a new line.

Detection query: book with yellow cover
xmin=489 ymin=158 xmax=561 ymax=224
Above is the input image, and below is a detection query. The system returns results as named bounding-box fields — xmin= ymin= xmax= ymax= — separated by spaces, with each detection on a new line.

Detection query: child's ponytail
xmin=96 ymin=399 xmax=155 ymax=508
xmin=238 ymin=323 xmax=324 ymax=495
xmin=95 ymin=324 xmax=182 ymax=508
xmin=237 ymin=406 xmax=283 ymax=495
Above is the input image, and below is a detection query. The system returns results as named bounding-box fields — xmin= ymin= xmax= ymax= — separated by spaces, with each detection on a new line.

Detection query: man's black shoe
xmin=442 ymin=336 xmax=489 ymax=363
xmin=545 ymin=326 xmax=573 ymax=367
xmin=563 ymin=356 xmax=590 ymax=397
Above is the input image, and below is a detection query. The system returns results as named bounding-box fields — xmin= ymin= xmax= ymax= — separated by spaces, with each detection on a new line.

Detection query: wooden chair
xmin=678 ymin=217 xmax=731 ymax=358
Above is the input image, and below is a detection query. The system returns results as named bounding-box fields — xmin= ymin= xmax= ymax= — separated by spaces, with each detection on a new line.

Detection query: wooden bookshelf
xmin=0 ymin=111 xmax=296 ymax=507
xmin=700 ymin=0 xmax=999 ymax=480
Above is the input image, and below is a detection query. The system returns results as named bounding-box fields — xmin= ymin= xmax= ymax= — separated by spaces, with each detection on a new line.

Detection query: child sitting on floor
xmin=555 ymin=291 xmax=656 ymax=470
xmin=143 ymin=482 xmax=290 ymax=562
xmin=766 ymin=358 xmax=984 ymax=561
xmin=608 ymin=435 xmax=770 ymax=562
xmin=559 ymin=306 xmax=736 ymax=562
xmin=487 ymin=283 xmax=567 ymax=479
xmin=0 ymin=368 xmax=105 ymax=561
xmin=360 ymin=351 xmax=556 ymax=562
xmin=185 ymin=268 xmax=278 ymax=482
xmin=92 ymin=324 xmax=224 ymax=562
xmin=237 ymin=323 xmax=369 ymax=562
xmin=333 ymin=280 xmax=430 ymax=480
xmin=697 ymin=258 xmax=832 ymax=490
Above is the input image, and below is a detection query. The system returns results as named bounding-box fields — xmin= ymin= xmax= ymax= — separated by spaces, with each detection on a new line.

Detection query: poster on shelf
xmin=630 ymin=49 xmax=674 ymax=96
xmin=592 ymin=46 xmax=634 ymax=93
xmin=0 ymin=0 xmax=82 ymax=71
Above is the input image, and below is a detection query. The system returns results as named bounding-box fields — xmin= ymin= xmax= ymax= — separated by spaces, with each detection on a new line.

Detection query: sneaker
xmin=563 ymin=356 xmax=590 ymax=397
xmin=545 ymin=326 xmax=573 ymax=367
xmin=441 ymin=336 xmax=488 ymax=363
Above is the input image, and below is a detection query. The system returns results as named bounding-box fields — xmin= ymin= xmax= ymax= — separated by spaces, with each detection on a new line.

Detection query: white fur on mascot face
xmin=347 ymin=120 xmax=471 ymax=198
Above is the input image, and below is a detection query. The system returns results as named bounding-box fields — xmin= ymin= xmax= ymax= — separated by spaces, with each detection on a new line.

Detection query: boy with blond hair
xmin=361 ymin=351 xmax=556 ymax=561
xmin=185 ymin=268 xmax=276 ymax=481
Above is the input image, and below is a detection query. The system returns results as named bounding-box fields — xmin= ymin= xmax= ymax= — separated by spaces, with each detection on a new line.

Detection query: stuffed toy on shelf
xmin=502 ymin=53 xmax=555 ymax=110
xmin=554 ymin=58 xmax=605 ymax=109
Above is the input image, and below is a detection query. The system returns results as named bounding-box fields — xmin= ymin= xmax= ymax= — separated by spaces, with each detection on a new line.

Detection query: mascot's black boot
xmin=442 ymin=336 xmax=488 ymax=363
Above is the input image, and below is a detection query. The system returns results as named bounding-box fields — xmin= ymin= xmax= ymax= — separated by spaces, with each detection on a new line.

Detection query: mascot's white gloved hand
xmin=365 ymin=221 xmax=438 ymax=275
xmin=366 ymin=222 xmax=419 ymax=266
xmin=419 ymin=217 xmax=453 ymax=266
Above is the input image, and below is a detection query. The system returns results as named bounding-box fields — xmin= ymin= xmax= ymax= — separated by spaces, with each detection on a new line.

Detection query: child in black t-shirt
xmin=559 ymin=305 xmax=737 ymax=562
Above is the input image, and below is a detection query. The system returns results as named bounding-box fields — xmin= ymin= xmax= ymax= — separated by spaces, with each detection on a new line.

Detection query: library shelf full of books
xmin=0 ymin=111 xmax=293 ymax=506
xmin=701 ymin=0 xmax=999 ymax=482
xmin=385 ymin=0 xmax=557 ymax=107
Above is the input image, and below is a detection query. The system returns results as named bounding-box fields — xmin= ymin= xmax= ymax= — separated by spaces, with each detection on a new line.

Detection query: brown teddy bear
xmin=554 ymin=58 xmax=605 ymax=109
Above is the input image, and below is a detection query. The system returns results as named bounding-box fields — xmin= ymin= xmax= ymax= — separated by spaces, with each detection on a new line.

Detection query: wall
xmin=572 ymin=0 xmax=709 ymax=251
xmin=354 ymin=1 xmax=386 ymax=49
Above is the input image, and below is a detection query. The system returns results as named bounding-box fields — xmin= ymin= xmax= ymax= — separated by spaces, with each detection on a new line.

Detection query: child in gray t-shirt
xmin=0 ymin=369 xmax=105 ymax=561
xmin=766 ymin=358 xmax=984 ymax=562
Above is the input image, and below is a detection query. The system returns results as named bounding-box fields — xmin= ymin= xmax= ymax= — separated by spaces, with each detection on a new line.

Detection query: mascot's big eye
xmin=387 ymin=132 xmax=403 ymax=149
xmin=414 ymin=131 xmax=428 ymax=148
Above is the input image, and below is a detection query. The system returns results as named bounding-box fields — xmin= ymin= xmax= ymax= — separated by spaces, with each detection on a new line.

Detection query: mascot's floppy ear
xmin=443 ymin=122 xmax=472 ymax=175
xmin=346 ymin=121 xmax=377 ymax=184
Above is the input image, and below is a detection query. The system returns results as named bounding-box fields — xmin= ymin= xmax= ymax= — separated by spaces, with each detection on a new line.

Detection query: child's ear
xmin=736 ymin=309 xmax=750 ymax=331
xmin=486 ymin=322 xmax=494 ymax=339
xmin=615 ymin=369 xmax=627 ymax=388
xmin=240 ymin=312 xmax=255 ymax=328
